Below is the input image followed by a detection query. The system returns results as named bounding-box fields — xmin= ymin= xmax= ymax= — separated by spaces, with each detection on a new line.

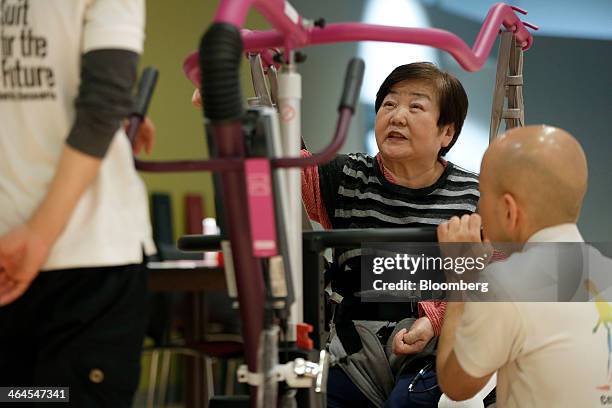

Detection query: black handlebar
xmin=133 ymin=67 xmax=159 ymax=117
xmin=129 ymin=54 xmax=365 ymax=172
xmin=127 ymin=66 xmax=158 ymax=145
xmin=338 ymin=58 xmax=365 ymax=113
xmin=178 ymin=227 xmax=438 ymax=252
xmin=271 ymin=57 xmax=365 ymax=168
xmin=199 ymin=23 xmax=244 ymax=123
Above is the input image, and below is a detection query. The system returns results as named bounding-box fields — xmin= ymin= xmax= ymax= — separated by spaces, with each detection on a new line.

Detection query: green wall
xmin=138 ymin=0 xmax=269 ymax=240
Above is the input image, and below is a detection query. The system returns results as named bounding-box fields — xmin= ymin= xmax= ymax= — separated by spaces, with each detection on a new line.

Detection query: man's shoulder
xmin=481 ymin=244 xmax=592 ymax=302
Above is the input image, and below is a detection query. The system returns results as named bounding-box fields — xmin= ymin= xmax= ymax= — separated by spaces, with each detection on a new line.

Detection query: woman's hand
xmin=192 ymin=89 xmax=202 ymax=108
xmin=392 ymin=317 xmax=434 ymax=355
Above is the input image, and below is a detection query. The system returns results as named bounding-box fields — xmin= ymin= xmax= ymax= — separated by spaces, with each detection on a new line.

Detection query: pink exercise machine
xmin=127 ymin=2 xmax=536 ymax=407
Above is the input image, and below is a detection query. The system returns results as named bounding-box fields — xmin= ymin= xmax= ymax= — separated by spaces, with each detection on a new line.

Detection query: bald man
xmin=434 ymin=125 xmax=610 ymax=407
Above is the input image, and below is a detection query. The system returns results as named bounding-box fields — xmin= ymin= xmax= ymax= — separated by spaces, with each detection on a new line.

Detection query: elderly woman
xmin=193 ymin=61 xmax=480 ymax=407
xmin=301 ymin=62 xmax=479 ymax=407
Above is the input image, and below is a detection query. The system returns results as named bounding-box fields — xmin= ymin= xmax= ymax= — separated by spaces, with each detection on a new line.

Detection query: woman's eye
xmin=384 ymin=101 xmax=395 ymax=107
xmin=410 ymin=104 xmax=423 ymax=110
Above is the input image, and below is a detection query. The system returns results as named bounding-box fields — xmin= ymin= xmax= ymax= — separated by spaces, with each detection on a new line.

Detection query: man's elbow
xmin=437 ymin=356 xmax=483 ymax=401
xmin=440 ymin=380 xmax=479 ymax=402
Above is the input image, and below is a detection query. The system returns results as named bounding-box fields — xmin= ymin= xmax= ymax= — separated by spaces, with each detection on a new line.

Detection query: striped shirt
xmin=301 ymin=150 xmax=479 ymax=335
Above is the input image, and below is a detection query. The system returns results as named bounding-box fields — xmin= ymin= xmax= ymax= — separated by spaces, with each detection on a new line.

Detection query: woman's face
xmin=374 ymin=79 xmax=453 ymax=162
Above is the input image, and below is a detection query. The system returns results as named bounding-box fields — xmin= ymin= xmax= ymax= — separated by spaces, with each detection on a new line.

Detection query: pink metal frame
xmin=141 ymin=3 xmax=537 ymax=406
xmin=245 ymin=159 xmax=278 ymax=258
xmin=184 ymin=2 xmax=537 ymax=87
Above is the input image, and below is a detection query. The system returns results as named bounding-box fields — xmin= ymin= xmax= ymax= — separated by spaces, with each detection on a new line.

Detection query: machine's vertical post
xmin=505 ymin=36 xmax=525 ymax=129
xmin=489 ymin=31 xmax=525 ymax=141
xmin=249 ymin=54 xmax=274 ymax=107
xmin=213 ymin=124 xmax=266 ymax=408
xmin=277 ymin=60 xmax=303 ymax=341
xmin=489 ymin=31 xmax=512 ymax=141
xmin=302 ymin=241 xmax=326 ymax=349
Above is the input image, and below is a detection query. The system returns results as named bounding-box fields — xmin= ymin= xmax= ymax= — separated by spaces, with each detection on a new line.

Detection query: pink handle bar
xmin=184 ymin=2 xmax=536 ymax=86
xmin=215 ymin=0 xmax=307 ymax=46
xmin=131 ymin=108 xmax=354 ymax=172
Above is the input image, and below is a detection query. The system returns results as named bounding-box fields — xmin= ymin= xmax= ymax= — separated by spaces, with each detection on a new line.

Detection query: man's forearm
xmin=28 ymin=145 xmax=102 ymax=246
xmin=437 ymin=302 xmax=464 ymax=371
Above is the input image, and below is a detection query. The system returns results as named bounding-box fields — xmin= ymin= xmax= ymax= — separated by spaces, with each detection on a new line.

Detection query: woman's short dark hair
xmin=374 ymin=62 xmax=468 ymax=156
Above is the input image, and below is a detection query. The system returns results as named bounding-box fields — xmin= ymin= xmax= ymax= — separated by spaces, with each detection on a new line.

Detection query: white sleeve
xmin=83 ymin=0 xmax=145 ymax=54
xmin=453 ymin=302 xmax=525 ymax=378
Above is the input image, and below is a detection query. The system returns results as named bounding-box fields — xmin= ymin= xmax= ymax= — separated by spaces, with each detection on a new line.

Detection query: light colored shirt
xmin=454 ymin=224 xmax=610 ymax=408
xmin=0 ymin=0 xmax=155 ymax=270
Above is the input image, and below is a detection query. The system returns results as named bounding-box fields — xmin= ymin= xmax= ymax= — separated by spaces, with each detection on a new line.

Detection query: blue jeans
xmin=326 ymin=367 xmax=376 ymax=408
xmin=384 ymin=368 xmax=441 ymax=408
xmin=326 ymin=365 xmax=441 ymax=408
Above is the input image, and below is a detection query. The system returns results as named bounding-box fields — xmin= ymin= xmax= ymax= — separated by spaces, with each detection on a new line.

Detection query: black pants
xmin=326 ymin=364 xmax=441 ymax=408
xmin=0 ymin=264 xmax=150 ymax=407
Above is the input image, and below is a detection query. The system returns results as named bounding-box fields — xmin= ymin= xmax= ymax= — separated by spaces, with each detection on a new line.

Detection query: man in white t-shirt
xmin=0 ymin=1 xmax=155 ymax=405
xmin=435 ymin=125 xmax=610 ymax=407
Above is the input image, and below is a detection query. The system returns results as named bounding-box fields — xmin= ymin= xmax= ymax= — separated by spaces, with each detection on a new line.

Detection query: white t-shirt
xmin=0 ymin=0 xmax=155 ymax=270
xmin=454 ymin=224 xmax=611 ymax=407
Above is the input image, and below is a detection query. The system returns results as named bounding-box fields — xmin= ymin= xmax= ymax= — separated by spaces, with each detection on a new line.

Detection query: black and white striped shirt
xmin=317 ymin=152 xmax=479 ymax=295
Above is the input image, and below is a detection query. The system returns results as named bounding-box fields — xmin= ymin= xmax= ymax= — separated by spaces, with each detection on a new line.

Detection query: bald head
xmin=482 ymin=125 xmax=588 ymax=231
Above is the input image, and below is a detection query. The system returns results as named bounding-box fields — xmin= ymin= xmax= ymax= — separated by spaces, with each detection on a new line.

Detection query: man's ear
xmin=440 ymin=124 xmax=455 ymax=148
xmin=502 ymin=193 xmax=520 ymax=237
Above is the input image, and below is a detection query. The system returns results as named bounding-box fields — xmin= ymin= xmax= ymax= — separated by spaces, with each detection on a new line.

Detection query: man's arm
xmin=0 ymin=50 xmax=140 ymax=305
xmin=435 ymin=214 xmax=524 ymax=400
xmin=436 ymin=302 xmax=493 ymax=401
xmin=436 ymin=215 xmax=493 ymax=399
xmin=0 ymin=146 xmax=104 ymax=303
xmin=31 ymin=147 xmax=103 ymax=245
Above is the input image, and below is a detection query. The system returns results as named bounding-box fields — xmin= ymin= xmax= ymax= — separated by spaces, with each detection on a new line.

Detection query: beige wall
xmin=139 ymin=0 xmax=269 ymax=240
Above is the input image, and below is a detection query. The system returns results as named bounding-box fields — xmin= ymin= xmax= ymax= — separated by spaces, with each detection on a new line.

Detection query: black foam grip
xmin=338 ymin=58 xmax=365 ymax=112
xmin=134 ymin=67 xmax=159 ymax=116
xmin=199 ymin=23 xmax=244 ymax=123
